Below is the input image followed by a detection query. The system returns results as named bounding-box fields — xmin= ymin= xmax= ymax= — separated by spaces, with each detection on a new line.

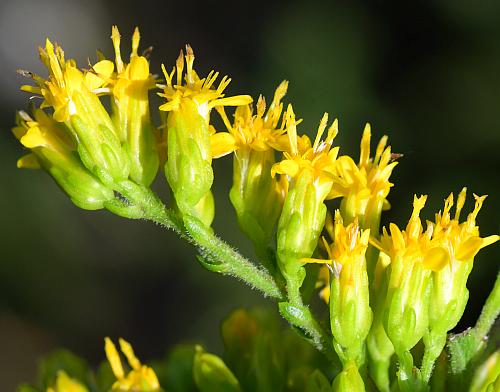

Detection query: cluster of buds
xmin=12 ymin=27 xmax=499 ymax=391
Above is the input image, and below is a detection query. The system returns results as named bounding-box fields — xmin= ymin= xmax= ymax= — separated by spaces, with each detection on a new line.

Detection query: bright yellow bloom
xmin=212 ymin=80 xmax=291 ymax=158
xmin=271 ymin=105 xmax=339 ymax=202
xmin=47 ymin=371 xmax=88 ymax=392
xmin=273 ymin=106 xmax=340 ymax=302
xmin=12 ymin=109 xmax=75 ymax=168
xmin=303 ymin=212 xmax=370 ymax=271
xmin=82 ymin=26 xmax=159 ymax=186
xmin=213 ymin=82 xmax=292 ymax=255
xmin=159 ymin=45 xmax=252 ymax=122
xmin=303 ymin=211 xmax=372 ymax=365
xmin=19 ymin=37 xmax=130 ymax=183
xmin=305 ymin=211 xmax=371 ymax=303
xmin=12 ymin=109 xmax=114 ymax=210
xmin=85 ymin=26 xmax=155 ymax=96
xmin=21 ymin=40 xmax=109 ymax=123
xmin=330 ymin=125 xmax=398 ymax=230
xmin=430 ymin=188 xmax=499 ymax=263
xmin=423 ymin=189 xmax=499 ymax=370
xmin=372 ymin=195 xmax=448 ymax=272
xmin=105 ymin=337 xmax=160 ymax=392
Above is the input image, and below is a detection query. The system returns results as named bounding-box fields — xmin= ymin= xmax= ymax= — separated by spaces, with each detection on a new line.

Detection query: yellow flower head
xmin=271 ymin=105 xmax=339 ymax=199
xmin=303 ymin=211 xmax=370 ymax=302
xmin=20 ymin=40 xmax=95 ymax=122
xmin=330 ymin=125 xmax=398 ymax=221
xmin=158 ymin=45 xmax=252 ymax=120
xmin=105 ymin=337 xmax=160 ymax=392
xmin=430 ymin=188 xmax=499 ymax=263
xmin=373 ymin=195 xmax=449 ymax=271
xmin=12 ymin=109 xmax=75 ymax=168
xmin=84 ymin=26 xmax=155 ymax=101
xmin=211 ymin=80 xmax=292 ymax=158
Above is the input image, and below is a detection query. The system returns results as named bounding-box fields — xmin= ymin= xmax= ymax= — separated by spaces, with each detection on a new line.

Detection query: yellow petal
xmin=456 ymin=236 xmax=498 ymax=261
xmin=20 ymin=126 xmax=47 ymax=148
xmin=423 ymin=247 xmax=449 ymax=271
xmin=104 ymin=337 xmax=124 ymax=380
xmin=271 ymin=159 xmax=299 ymax=178
xmin=210 ymin=132 xmax=237 ymax=158
xmin=85 ymin=60 xmax=114 ymax=90
xmin=389 ymin=223 xmax=405 ymax=251
xmin=17 ymin=153 xmax=40 ymax=169
xmin=119 ymin=338 xmax=141 ymax=371
xmin=159 ymin=99 xmax=179 ymax=112
xmin=20 ymin=84 xmax=42 ymax=95
xmin=209 ymin=95 xmax=253 ymax=108
xmin=129 ymin=56 xmax=149 ymax=80
xmin=65 ymin=66 xmax=84 ymax=90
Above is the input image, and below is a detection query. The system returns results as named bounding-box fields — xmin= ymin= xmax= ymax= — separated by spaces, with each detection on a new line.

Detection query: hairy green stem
xmin=448 ymin=271 xmax=500 ymax=374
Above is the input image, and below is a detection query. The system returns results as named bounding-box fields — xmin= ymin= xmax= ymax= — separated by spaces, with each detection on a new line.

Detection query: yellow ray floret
xmin=105 ymin=337 xmax=160 ymax=391
xmin=211 ymin=80 xmax=292 ymax=158
xmin=85 ymin=26 xmax=155 ymax=99
xmin=271 ymin=105 xmax=339 ymax=193
xmin=430 ymin=188 xmax=499 ymax=263
xmin=12 ymin=109 xmax=75 ymax=169
xmin=20 ymin=40 xmax=93 ymax=122
xmin=158 ymin=45 xmax=252 ymax=119
xmin=372 ymin=191 xmax=498 ymax=271
xmin=370 ymin=195 xmax=448 ymax=271
xmin=302 ymin=211 xmax=370 ymax=301
xmin=330 ymin=124 xmax=398 ymax=209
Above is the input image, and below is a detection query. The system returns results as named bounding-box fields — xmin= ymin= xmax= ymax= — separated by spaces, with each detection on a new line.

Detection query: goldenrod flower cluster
xmin=13 ymin=27 xmax=499 ymax=392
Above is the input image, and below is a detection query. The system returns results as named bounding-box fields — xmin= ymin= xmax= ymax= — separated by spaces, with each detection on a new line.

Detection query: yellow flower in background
xmin=159 ymin=45 xmax=252 ymax=122
xmin=46 ymin=371 xmax=88 ymax=392
xmin=330 ymin=125 xmax=398 ymax=231
xmin=105 ymin=337 xmax=160 ymax=392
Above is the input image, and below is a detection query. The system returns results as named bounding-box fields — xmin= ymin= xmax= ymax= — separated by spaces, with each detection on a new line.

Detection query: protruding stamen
xmin=313 ymin=112 xmax=329 ymax=152
xmin=175 ymin=50 xmax=184 ymax=86
xmin=111 ymin=26 xmax=124 ymax=73
xmin=131 ymin=27 xmax=140 ymax=57
xmin=359 ymin=124 xmax=371 ymax=167
xmin=105 ymin=337 xmax=124 ymax=380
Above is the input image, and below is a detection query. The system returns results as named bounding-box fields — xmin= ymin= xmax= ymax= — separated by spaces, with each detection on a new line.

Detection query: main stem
xmin=126 ymin=184 xmax=284 ymax=301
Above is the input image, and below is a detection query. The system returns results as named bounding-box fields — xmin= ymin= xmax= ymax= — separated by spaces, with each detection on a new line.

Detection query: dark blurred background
xmin=0 ymin=0 xmax=499 ymax=389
